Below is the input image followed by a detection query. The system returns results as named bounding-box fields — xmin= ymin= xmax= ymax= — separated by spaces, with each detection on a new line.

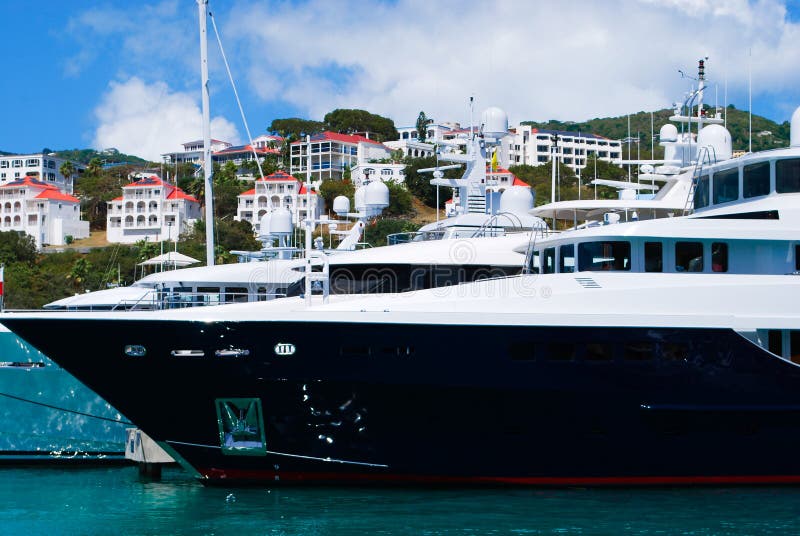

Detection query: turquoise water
xmin=0 ymin=331 xmax=128 ymax=456
xmin=3 ymin=466 xmax=800 ymax=535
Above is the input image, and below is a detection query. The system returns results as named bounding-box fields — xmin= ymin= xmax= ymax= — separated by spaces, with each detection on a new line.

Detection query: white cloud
xmin=92 ymin=77 xmax=240 ymax=161
xmin=223 ymin=0 xmax=800 ymax=125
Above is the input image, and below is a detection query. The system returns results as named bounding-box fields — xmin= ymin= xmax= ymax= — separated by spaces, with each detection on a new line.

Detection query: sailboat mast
xmin=198 ymin=0 xmax=215 ymax=266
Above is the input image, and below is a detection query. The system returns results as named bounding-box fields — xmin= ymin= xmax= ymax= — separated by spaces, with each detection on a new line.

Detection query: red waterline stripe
xmin=199 ymin=469 xmax=800 ymax=486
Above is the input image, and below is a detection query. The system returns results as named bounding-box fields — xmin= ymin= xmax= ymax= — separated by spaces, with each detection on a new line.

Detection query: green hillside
xmin=521 ymin=105 xmax=791 ymax=160
xmin=53 ymin=148 xmax=150 ymax=165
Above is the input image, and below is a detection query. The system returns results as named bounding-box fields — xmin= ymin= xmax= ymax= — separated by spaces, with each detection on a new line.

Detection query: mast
xmin=198 ymin=0 xmax=214 ymax=266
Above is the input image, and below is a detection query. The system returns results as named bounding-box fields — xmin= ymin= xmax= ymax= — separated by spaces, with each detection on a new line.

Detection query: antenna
xmin=469 ymin=96 xmax=474 ymax=145
xmin=748 ymin=47 xmax=753 ymax=153
xmin=197 ymin=0 xmax=214 ymax=267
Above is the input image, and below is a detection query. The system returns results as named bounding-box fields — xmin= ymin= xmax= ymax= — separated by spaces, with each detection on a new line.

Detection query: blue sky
xmin=2 ymin=0 xmax=800 ymax=160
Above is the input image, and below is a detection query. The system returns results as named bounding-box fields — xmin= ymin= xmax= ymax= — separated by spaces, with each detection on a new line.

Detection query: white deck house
xmin=290 ymin=132 xmax=392 ymax=183
xmin=235 ymin=170 xmax=322 ymax=233
xmin=106 ymin=176 xmax=201 ymax=244
xmin=0 ymin=153 xmax=84 ymax=194
xmin=0 ymin=176 xmax=89 ymax=247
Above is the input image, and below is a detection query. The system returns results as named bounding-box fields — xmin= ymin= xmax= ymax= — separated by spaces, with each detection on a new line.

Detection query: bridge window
xmin=711 ymin=242 xmax=728 ymax=272
xmin=776 ymin=158 xmax=800 ymax=193
xmin=559 ymin=244 xmax=575 ymax=273
xmin=675 ymin=242 xmax=703 ymax=272
xmin=624 ymin=342 xmax=654 ymax=361
xmin=542 ymin=248 xmax=556 ymax=274
xmin=713 ymin=167 xmax=739 ymax=204
xmin=694 ymin=175 xmax=710 ymax=209
xmin=547 ymin=343 xmax=575 ymax=361
xmin=528 ymin=250 xmax=540 ymax=274
xmin=743 ymin=161 xmax=770 ymax=198
xmin=644 ymin=242 xmax=663 ymax=272
xmin=796 ymin=245 xmax=799 ymax=271
xmin=585 ymin=343 xmax=613 ymax=362
xmin=577 ymin=241 xmax=631 ymax=271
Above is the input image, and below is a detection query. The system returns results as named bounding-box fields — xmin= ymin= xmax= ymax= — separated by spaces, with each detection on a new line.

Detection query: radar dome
xmin=659 ymin=124 xmax=678 ymax=143
xmin=354 ymin=186 xmax=366 ymax=212
xmin=270 ymin=207 xmax=293 ymax=235
xmin=791 ymin=105 xmax=800 ymax=147
xmin=481 ymin=107 xmax=509 ymax=140
xmin=333 ymin=195 xmax=350 ymax=215
xmin=499 ymin=186 xmax=534 ymax=214
xmin=697 ymin=124 xmax=732 ymax=161
xmin=364 ymin=180 xmax=390 ymax=209
xmin=258 ymin=212 xmax=272 ymax=238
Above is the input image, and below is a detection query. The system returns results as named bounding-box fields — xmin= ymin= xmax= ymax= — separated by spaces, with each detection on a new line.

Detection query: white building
xmin=507 ymin=127 xmax=622 ymax=171
xmin=290 ymin=132 xmax=392 ymax=183
xmin=0 ymin=176 xmax=89 ymax=248
xmin=106 ymin=175 xmax=201 ymax=244
xmin=161 ymin=139 xmax=233 ymax=166
xmin=383 ymin=139 xmax=435 ymax=159
xmin=235 ymin=170 xmax=323 ymax=233
xmin=350 ymin=162 xmax=406 ymax=188
xmin=0 ymin=153 xmax=84 ymax=194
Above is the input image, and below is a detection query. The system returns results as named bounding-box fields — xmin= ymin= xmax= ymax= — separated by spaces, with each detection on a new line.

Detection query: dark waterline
xmin=2 ymin=466 xmax=800 ymax=535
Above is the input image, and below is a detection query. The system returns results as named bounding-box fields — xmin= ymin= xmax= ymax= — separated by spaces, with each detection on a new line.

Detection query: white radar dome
xmin=270 ymin=207 xmax=293 ymax=235
xmin=332 ymin=195 xmax=350 ymax=215
xmin=481 ymin=107 xmax=509 ymax=140
xmin=258 ymin=212 xmax=272 ymax=238
xmin=354 ymin=186 xmax=366 ymax=212
xmin=659 ymin=124 xmax=678 ymax=143
xmin=499 ymin=186 xmax=534 ymax=214
xmin=697 ymin=124 xmax=732 ymax=161
xmin=791 ymin=105 xmax=800 ymax=147
xmin=364 ymin=180 xmax=390 ymax=209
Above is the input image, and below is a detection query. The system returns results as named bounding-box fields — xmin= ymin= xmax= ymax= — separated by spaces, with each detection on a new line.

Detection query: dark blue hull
xmin=6 ymin=317 xmax=800 ymax=485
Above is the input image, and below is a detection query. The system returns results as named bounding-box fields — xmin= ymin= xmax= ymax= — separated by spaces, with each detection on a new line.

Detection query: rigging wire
xmin=0 ymin=391 xmax=133 ymax=425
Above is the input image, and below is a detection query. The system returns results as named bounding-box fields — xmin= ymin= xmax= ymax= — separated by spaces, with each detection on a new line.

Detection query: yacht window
xmin=713 ymin=168 xmax=739 ymax=205
xmin=743 ymin=161 xmax=770 ymax=198
xmin=542 ymin=248 xmax=556 ymax=274
xmin=577 ymin=241 xmax=631 ymax=271
xmin=661 ymin=343 xmax=688 ymax=361
xmin=694 ymin=175 xmax=710 ymax=209
xmin=198 ymin=286 xmax=221 ymax=305
xmin=528 ymin=250 xmax=540 ymax=274
xmin=547 ymin=343 xmax=575 ymax=361
xmin=624 ymin=342 xmax=654 ymax=361
xmin=711 ymin=242 xmax=728 ymax=272
xmin=225 ymin=287 xmax=249 ymax=303
xmin=776 ymin=159 xmax=800 ymax=193
xmin=559 ymin=244 xmax=575 ymax=273
xmin=791 ymin=331 xmax=800 ymax=364
xmin=796 ymin=245 xmax=800 ymax=272
xmin=585 ymin=343 xmax=613 ymax=362
xmin=675 ymin=242 xmax=703 ymax=272
xmin=768 ymin=330 xmax=783 ymax=356
xmin=644 ymin=242 xmax=663 ymax=273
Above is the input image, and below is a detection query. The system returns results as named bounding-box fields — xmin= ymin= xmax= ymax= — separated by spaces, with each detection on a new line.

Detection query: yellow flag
xmin=490 ymin=148 xmax=498 ymax=171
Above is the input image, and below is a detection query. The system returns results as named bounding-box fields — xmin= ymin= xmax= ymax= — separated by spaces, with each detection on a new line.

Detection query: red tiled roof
xmin=256 ymin=170 xmax=298 ymax=182
xmin=112 ymin=196 xmax=124 ymax=201
xmin=122 ymin=175 xmax=166 ymax=188
xmin=512 ymin=177 xmax=530 ymax=187
xmin=35 ymin=190 xmax=80 ymax=202
xmin=290 ymin=131 xmax=385 ymax=147
xmin=297 ymin=184 xmax=316 ymax=195
xmin=166 ymin=188 xmax=199 ymax=203
xmin=0 ymin=176 xmax=60 ymax=190
xmin=214 ymin=144 xmax=280 ymax=156
xmin=239 ymin=188 xmax=256 ymax=196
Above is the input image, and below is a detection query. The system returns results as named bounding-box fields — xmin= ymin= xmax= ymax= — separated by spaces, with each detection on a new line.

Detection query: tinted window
xmin=768 ymin=330 xmax=783 ymax=356
xmin=624 ymin=342 xmax=654 ymax=361
xmin=792 ymin=331 xmax=800 ymax=364
xmin=743 ymin=161 xmax=770 ymax=198
xmin=559 ymin=244 xmax=575 ymax=273
xmin=776 ymin=159 xmax=800 ymax=193
xmin=713 ymin=168 xmax=739 ymax=204
xmin=543 ymin=248 xmax=556 ymax=274
xmin=644 ymin=242 xmax=663 ymax=272
xmin=662 ymin=343 xmax=688 ymax=361
xmin=675 ymin=242 xmax=703 ymax=272
xmin=694 ymin=175 xmax=710 ymax=209
xmin=585 ymin=343 xmax=613 ymax=362
xmin=547 ymin=343 xmax=575 ymax=361
xmin=528 ymin=250 xmax=540 ymax=274
xmin=797 ymin=245 xmax=800 ymax=272
xmin=578 ymin=241 xmax=631 ymax=271
xmin=711 ymin=242 xmax=728 ymax=272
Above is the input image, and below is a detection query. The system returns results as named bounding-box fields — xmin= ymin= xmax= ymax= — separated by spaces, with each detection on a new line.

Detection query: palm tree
xmin=86 ymin=157 xmax=103 ymax=176
xmin=59 ymin=161 xmax=75 ymax=183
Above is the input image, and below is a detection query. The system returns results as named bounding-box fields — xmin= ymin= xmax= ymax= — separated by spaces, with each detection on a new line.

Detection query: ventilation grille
xmin=575 ymin=277 xmax=601 ymax=289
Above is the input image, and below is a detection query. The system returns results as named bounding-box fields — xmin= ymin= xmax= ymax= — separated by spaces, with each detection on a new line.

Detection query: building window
xmin=26 ymin=159 xmax=40 ymax=167
xmin=711 ymin=242 xmax=728 ymax=272
xmin=743 ymin=161 xmax=770 ymax=198
xmin=577 ymin=241 xmax=631 ymax=271
xmin=776 ymin=158 xmax=800 ymax=193
xmin=713 ymin=167 xmax=739 ymax=204
xmin=644 ymin=241 xmax=663 ymax=272
xmin=0 ymin=161 xmax=8 ymax=168
xmin=675 ymin=241 xmax=703 ymax=272
xmin=11 ymin=160 xmax=22 ymax=168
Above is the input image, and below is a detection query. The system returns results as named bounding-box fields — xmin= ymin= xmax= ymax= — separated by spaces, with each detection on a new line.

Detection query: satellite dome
xmin=258 ymin=212 xmax=272 ymax=238
xmin=354 ymin=186 xmax=366 ymax=212
xmin=791 ymin=105 xmax=800 ymax=147
xmin=270 ymin=207 xmax=292 ymax=235
xmin=333 ymin=195 xmax=350 ymax=215
xmin=697 ymin=124 xmax=732 ymax=161
xmin=499 ymin=186 xmax=534 ymax=214
xmin=659 ymin=124 xmax=678 ymax=143
xmin=364 ymin=180 xmax=390 ymax=208
xmin=481 ymin=107 xmax=509 ymax=140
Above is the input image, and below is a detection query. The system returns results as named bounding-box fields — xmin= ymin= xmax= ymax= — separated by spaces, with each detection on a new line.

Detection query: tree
xmin=269 ymin=118 xmax=324 ymax=139
xmin=323 ymin=109 xmax=399 ymax=142
xmin=75 ymin=166 xmax=128 ymax=230
xmin=319 ymin=179 xmax=355 ymax=210
xmin=0 ymin=230 xmax=37 ymax=265
xmin=402 ymin=156 xmax=458 ymax=207
xmin=383 ymin=181 xmax=413 ymax=216
xmin=86 ymin=157 xmax=103 ymax=176
xmin=416 ymin=111 xmax=429 ymax=142
xmin=59 ymin=161 xmax=75 ymax=184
